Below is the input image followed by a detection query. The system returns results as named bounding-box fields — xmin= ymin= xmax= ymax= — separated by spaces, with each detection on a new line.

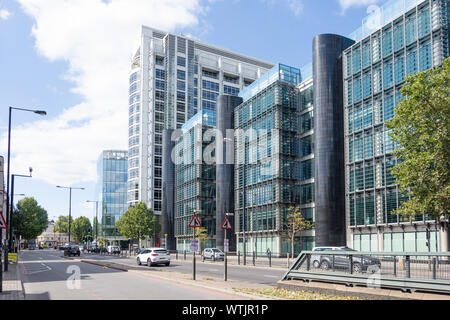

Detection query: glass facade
xmin=174 ymin=111 xmax=217 ymax=252
xmin=344 ymin=0 xmax=448 ymax=251
xmin=99 ymin=151 xmax=128 ymax=239
xmin=234 ymin=64 xmax=314 ymax=256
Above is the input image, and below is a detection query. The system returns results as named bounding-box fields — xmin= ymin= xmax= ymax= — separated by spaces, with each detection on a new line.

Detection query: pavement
xmin=0 ymin=259 xmax=25 ymax=300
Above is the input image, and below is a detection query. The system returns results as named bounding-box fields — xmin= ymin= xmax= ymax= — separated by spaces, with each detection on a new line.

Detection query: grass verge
xmin=233 ymin=288 xmax=363 ymax=300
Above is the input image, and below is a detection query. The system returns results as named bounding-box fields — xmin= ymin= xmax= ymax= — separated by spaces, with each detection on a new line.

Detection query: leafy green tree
xmin=53 ymin=215 xmax=71 ymax=233
xmin=387 ymin=58 xmax=450 ymax=221
xmin=194 ymin=227 xmax=209 ymax=253
xmin=71 ymin=216 xmax=92 ymax=243
xmin=284 ymin=206 xmax=313 ymax=258
xmin=13 ymin=198 xmax=49 ymax=241
xmin=116 ymin=202 xmax=159 ymax=247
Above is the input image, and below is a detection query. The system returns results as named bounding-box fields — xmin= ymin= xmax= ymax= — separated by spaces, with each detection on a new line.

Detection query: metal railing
xmin=283 ymin=251 xmax=450 ymax=294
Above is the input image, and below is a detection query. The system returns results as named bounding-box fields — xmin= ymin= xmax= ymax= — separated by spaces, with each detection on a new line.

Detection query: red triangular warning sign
xmin=189 ymin=214 xmax=202 ymax=228
xmin=0 ymin=211 xmax=7 ymax=230
xmin=221 ymin=217 xmax=232 ymax=230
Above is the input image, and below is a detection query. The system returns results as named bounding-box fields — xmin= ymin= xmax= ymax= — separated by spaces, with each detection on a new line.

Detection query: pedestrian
xmin=266 ymin=248 xmax=271 ymax=258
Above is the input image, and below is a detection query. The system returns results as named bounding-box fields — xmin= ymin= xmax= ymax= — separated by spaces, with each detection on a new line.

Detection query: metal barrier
xmin=282 ymin=251 xmax=450 ymax=294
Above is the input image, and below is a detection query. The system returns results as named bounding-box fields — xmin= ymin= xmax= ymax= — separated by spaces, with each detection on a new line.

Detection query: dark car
xmin=311 ymin=247 xmax=381 ymax=273
xmin=64 ymin=246 xmax=81 ymax=257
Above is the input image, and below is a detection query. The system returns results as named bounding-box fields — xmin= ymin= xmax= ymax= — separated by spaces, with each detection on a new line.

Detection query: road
xmin=19 ymin=250 xmax=253 ymax=300
xmin=79 ymin=252 xmax=287 ymax=285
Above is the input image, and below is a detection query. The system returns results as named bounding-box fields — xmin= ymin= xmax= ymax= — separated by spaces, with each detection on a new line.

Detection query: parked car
xmin=64 ymin=245 xmax=81 ymax=257
xmin=310 ymin=247 xmax=381 ymax=273
xmin=137 ymin=248 xmax=170 ymax=267
xmin=202 ymin=248 xmax=225 ymax=261
xmin=107 ymin=246 xmax=121 ymax=255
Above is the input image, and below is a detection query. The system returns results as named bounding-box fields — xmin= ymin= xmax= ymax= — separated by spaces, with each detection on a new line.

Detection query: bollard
xmin=287 ymin=253 xmax=290 ymax=268
xmin=432 ymin=258 xmax=437 ymax=280
xmin=238 ymin=251 xmax=240 ymax=265
xmin=393 ymin=256 xmax=397 ymax=277
xmin=176 ymin=251 xmax=178 ymax=260
xmin=253 ymin=251 xmax=256 ymax=266
xmin=224 ymin=252 xmax=228 ymax=282
xmin=184 ymin=250 xmax=186 ymax=261
xmin=406 ymin=256 xmax=411 ymax=278
xmin=306 ymin=254 xmax=311 ymax=271
xmin=349 ymin=255 xmax=353 ymax=274
xmin=269 ymin=253 xmax=272 ymax=268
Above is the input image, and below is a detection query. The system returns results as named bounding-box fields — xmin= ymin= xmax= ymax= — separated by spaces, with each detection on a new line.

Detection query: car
xmin=202 ymin=248 xmax=225 ymax=261
xmin=107 ymin=246 xmax=121 ymax=255
xmin=64 ymin=245 xmax=81 ymax=257
xmin=137 ymin=248 xmax=170 ymax=267
xmin=310 ymin=247 xmax=381 ymax=273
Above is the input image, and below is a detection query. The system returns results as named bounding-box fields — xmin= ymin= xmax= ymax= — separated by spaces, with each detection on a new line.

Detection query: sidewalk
xmin=0 ymin=262 xmax=25 ymax=300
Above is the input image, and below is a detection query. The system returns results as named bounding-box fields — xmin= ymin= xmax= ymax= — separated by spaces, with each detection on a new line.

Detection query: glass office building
xmin=174 ymin=110 xmax=217 ymax=252
xmin=234 ymin=64 xmax=315 ymax=257
xmin=344 ymin=0 xmax=449 ymax=252
xmin=99 ymin=150 xmax=128 ymax=240
xmin=127 ymin=26 xmax=274 ymax=222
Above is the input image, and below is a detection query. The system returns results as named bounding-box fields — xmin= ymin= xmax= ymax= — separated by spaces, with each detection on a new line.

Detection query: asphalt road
xmin=19 ymin=250 xmax=251 ymax=300
xmin=79 ymin=252 xmax=287 ymax=285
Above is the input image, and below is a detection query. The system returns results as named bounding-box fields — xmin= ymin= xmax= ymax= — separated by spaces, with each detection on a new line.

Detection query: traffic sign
xmin=221 ymin=216 xmax=232 ymax=230
xmin=224 ymin=239 xmax=229 ymax=253
xmin=190 ymin=240 xmax=199 ymax=252
xmin=189 ymin=214 xmax=202 ymax=228
xmin=0 ymin=210 xmax=6 ymax=230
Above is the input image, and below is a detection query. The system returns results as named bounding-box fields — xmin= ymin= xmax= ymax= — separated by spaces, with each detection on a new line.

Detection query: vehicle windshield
xmin=212 ymin=249 xmax=222 ymax=253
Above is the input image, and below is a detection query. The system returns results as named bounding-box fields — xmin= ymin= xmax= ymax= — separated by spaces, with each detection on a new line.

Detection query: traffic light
xmin=88 ymin=228 xmax=91 ymax=235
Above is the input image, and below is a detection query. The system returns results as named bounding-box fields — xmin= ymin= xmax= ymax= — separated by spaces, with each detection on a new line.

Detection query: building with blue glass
xmin=343 ymin=0 xmax=449 ymax=252
xmin=173 ymin=111 xmax=218 ymax=252
xmin=98 ymin=150 xmax=128 ymax=241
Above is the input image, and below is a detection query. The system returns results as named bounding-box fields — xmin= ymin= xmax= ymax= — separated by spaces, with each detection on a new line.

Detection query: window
xmin=202 ymin=69 xmax=218 ymax=79
xmin=363 ymin=73 xmax=372 ymax=99
xmin=406 ymin=50 xmax=418 ymax=75
xmin=202 ymin=90 xmax=219 ymax=101
xmin=382 ymin=31 xmax=393 ymax=57
xmin=155 ymin=80 xmax=165 ymax=91
xmin=383 ymin=62 xmax=393 ymax=89
xmin=418 ymin=8 xmax=431 ymax=38
xmin=384 ymin=94 xmax=395 ymax=121
xmin=419 ymin=42 xmax=432 ymax=71
xmin=363 ymin=103 xmax=372 ymax=129
xmin=224 ymin=85 xmax=240 ymax=96
xmin=394 ymin=55 xmax=405 ymax=84
xmin=177 ymin=56 xmax=186 ymax=67
xmin=353 ymin=78 xmax=362 ymax=102
xmin=354 ymin=106 xmax=362 ymax=131
xmin=405 ymin=16 xmax=417 ymax=45
xmin=364 ymin=134 xmax=373 ymax=159
xmin=352 ymin=48 xmax=361 ymax=74
xmin=202 ymin=80 xmax=219 ymax=92
xmin=177 ymin=70 xmax=186 ymax=80
xmin=177 ymin=80 xmax=185 ymax=91
xmin=354 ymin=137 xmax=363 ymax=161
xmin=393 ymin=24 xmax=404 ymax=51
xmin=365 ymin=165 xmax=374 ymax=189
xmin=362 ymin=44 xmax=371 ymax=69
xmin=224 ymin=75 xmax=239 ymax=84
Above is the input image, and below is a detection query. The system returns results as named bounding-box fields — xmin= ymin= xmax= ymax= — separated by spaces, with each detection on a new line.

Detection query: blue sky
xmin=0 ymin=0 xmax=384 ymax=224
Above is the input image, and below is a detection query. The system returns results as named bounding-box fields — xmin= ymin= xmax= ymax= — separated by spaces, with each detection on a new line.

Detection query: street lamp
xmin=4 ymin=106 xmax=46 ymax=273
xmin=56 ymin=186 xmax=85 ymax=244
xmin=9 ymin=167 xmax=33 ymax=254
xmin=86 ymin=200 xmax=100 ymax=240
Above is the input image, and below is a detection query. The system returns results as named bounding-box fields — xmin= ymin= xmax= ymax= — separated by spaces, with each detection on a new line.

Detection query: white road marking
xmin=263 ymin=275 xmax=279 ymax=278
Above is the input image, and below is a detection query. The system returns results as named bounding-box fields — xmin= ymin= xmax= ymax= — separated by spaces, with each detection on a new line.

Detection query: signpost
xmin=222 ymin=213 xmax=233 ymax=281
xmin=189 ymin=212 xmax=202 ymax=280
xmin=0 ymin=156 xmax=4 ymax=292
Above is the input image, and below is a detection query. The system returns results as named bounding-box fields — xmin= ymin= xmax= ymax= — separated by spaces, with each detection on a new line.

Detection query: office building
xmin=99 ymin=150 xmax=128 ymax=241
xmin=128 ymin=26 xmax=275 ymax=228
xmin=343 ymin=0 xmax=449 ymax=252
xmin=173 ymin=110 xmax=217 ymax=251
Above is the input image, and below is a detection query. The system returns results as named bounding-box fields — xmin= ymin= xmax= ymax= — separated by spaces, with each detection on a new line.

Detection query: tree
xmin=194 ymin=227 xmax=209 ymax=253
xmin=386 ymin=57 xmax=450 ymax=221
xmin=13 ymin=198 xmax=49 ymax=241
xmin=284 ymin=206 xmax=312 ymax=258
xmin=71 ymin=217 xmax=92 ymax=243
xmin=116 ymin=202 xmax=159 ymax=247
xmin=53 ymin=215 xmax=71 ymax=233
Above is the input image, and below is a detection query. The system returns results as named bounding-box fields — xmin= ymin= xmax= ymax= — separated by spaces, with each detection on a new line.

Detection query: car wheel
xmin=147 ymin=259 xmax=153 ymax=267
xmin=352 ymin=263 xmax=362 ymax=274
xmin=313 ymin=260 xmax=320 ymax=269
xmin=137 ymin=258 xmax=141 ymax=266
xmin=319 ymin=261 xmax=331 ymax=271
xmin=165 ymin=262 xmax=170 ymax=267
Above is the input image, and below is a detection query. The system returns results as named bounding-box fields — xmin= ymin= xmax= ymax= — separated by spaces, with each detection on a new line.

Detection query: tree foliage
xmin=387 ymin=58 xmax=450 ymax=220
xmin=53 ymin=215 xmax=71 ymax=233
xmin=284 ymin=206 xmax=312 ymax=257
xmin=71 ymin=216 xmax=92 ymax=243
xmin=13 ymin=197 xmax=48 ymax=241
xmin=194 ymin=227 xmax=209 ymax=252
xmin=116 ymin=202 xmax=159 ymax=242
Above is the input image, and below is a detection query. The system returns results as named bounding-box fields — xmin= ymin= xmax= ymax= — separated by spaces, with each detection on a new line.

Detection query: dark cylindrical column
xmin=162 ymin=129 xmax=176 ymax=250
xmin=313 ymin=34 xmax=354 ymax=247
xmin=216 ymin=95 xmax=242 ymax=252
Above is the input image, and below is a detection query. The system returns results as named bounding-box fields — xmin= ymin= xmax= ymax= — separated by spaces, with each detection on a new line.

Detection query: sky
xmin=0 ymin=0 xmax=386 ymax=224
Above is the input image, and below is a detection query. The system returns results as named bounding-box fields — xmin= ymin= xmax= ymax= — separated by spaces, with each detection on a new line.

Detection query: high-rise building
xmin=128 ymin=26 xmax=275 ymax=226
xmin=173 ymin=110 xmax=217 ymax=251
xmin=233 ymin=64 xmax=315 ymax=257
xmin=98 ymin=150 xmax=128 ymax=241
xmin=343 ymin=0 xmax=449 ymax=252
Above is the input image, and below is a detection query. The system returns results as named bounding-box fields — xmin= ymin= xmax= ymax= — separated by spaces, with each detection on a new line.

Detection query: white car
xmin=137 ymin=248 xmax=170 ymax=267
xmin=202 ymin=248 xmax=225 ymax=261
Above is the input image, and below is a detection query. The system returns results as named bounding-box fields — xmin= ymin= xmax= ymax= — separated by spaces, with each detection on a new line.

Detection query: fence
xmin=283 ymin=251 xmax=450 ymax=294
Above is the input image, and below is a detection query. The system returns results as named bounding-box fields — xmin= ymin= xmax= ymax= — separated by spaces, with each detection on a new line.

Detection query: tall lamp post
xmin=4 ymin=107 xmax=46 ymax=274
xmin=9 ymin=168 xmax=33 ymax=253
xmin=86 ymin=200 xmax=100 ymax=240
xmin=56 ymin=186 xmax=85 ymax=244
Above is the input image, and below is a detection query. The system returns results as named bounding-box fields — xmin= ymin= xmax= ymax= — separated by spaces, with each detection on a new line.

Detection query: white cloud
xmin=287 ymin=0 xmax=303 ymax=17
xmin=0 ymin=9 xmax=11 ymax=20
xmin=338 ymin=0 xmax=381 ymax=14
xmin=1 ymin=0 xmax=205 ymax=186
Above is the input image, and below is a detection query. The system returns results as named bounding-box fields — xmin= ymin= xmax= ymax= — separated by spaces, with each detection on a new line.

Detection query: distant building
xmin=98 ymin=150 xmax=128 ymax=242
